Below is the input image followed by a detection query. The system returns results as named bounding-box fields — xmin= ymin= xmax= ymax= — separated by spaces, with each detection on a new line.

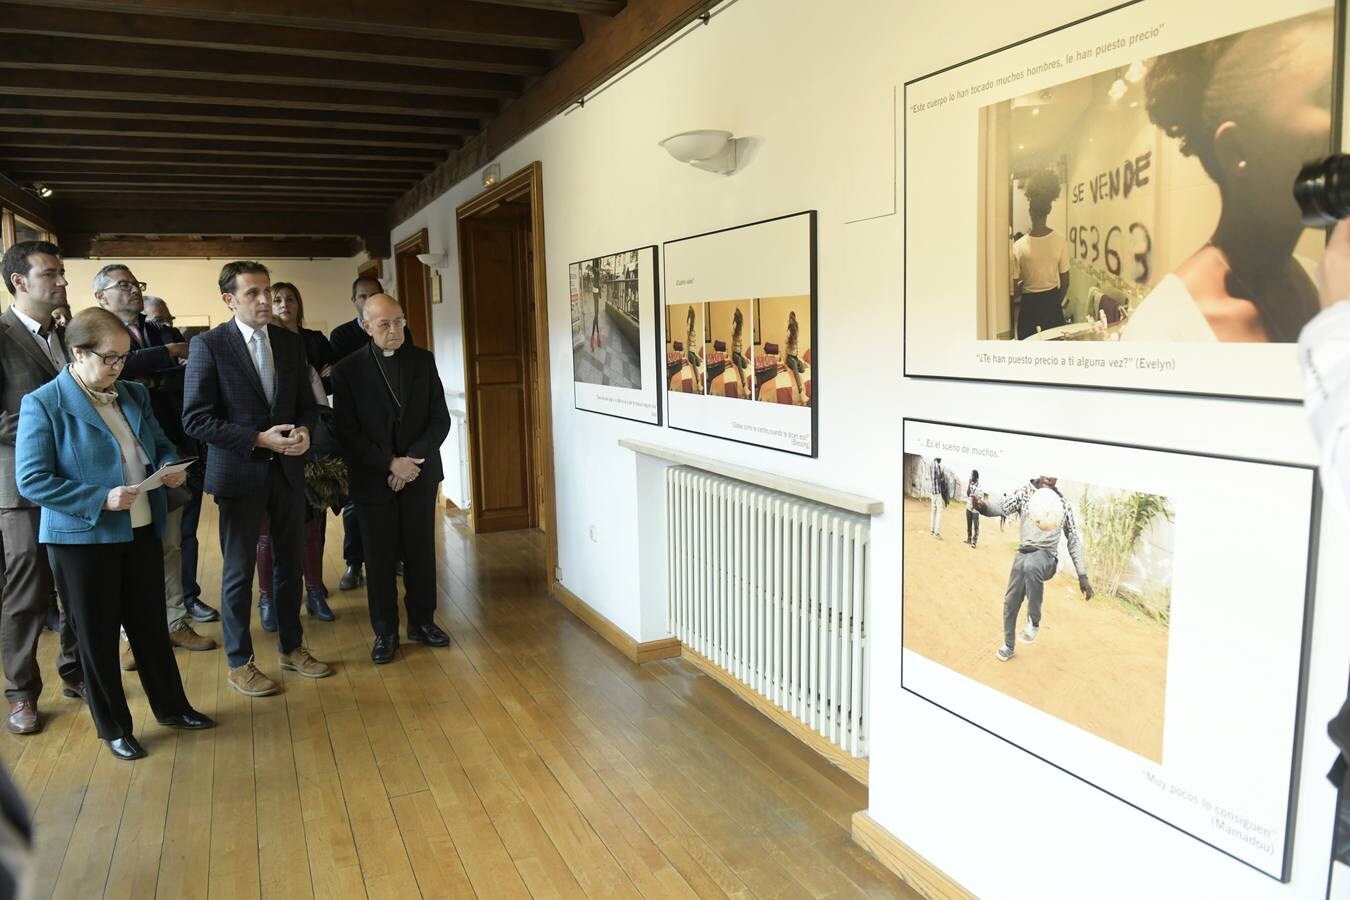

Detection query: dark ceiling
xmin=0 ymin=0 xmax=714 ymax=259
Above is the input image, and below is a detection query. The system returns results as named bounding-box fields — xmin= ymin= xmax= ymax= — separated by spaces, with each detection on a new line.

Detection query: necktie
xmin=251 ymin=330 xmax=276 ymax=406
xmin=127 ymin=323 xmax=145 ymax=347
xmin=34 ymin=326 xmax=56 ymax=365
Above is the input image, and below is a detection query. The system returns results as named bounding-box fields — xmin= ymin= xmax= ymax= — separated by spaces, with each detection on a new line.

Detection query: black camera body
xmin=1297 ymin=155 xmax=1350 ymax=226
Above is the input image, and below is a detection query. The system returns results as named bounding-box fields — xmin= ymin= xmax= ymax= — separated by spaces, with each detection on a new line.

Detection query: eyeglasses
xmin=82 ymin=349 xmax=130 ymax=367
xmin=371 ymin=318 xmax=407 ymax=333
xmin=106 ymin=280 xmax=146 ymax=293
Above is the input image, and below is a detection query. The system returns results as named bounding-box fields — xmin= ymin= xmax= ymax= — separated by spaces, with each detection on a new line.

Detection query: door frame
xmin=455 ymin=161 xmax=558 ymax=581
xmin=393 ymin=227 xmax=433 ymax=349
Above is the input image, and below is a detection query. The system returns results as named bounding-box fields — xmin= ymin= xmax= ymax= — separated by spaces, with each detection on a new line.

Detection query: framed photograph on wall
xmin=663 ymin=211 xmax=817 ymax=456
xmin=900 ymin=418 xmax=1320 ymax=880
xmin=569 ymin=245 xmax=661 ymax=424
xmin=903 ymin=1 xmax=1341 ymax=401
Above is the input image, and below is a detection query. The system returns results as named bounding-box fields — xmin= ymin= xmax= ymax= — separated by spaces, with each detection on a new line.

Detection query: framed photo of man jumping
xmin=900 ymin=419 xmax=1319 ymax=880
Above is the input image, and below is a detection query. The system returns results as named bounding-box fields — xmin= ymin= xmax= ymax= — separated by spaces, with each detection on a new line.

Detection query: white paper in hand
xmin=135 ymin=458 xmax=196 ymax=492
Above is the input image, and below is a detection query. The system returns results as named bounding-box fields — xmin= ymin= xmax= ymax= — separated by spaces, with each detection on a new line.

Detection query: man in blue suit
xmin=183 ymin=261 xmax=332 ymax=696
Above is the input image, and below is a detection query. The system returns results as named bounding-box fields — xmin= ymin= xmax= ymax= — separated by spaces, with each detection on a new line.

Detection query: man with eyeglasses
xmin=0 ymin=241 xmax=84 ymax=734
xmin=329 ymin=275 xmax=414 ymax=593
xmin=332 ymin=293 xmax=450 ymax=664
xmin=94 ymin=266 xmax=219 ymax=661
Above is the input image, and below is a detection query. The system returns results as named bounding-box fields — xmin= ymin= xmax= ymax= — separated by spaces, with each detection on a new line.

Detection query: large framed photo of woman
xmin=663 ymin=212 xmax=817 ymax=456
xmin=569 ymin=245 xmax=661 ymax=424
xmin=903 ymin=1 xmax=1341 ymax=401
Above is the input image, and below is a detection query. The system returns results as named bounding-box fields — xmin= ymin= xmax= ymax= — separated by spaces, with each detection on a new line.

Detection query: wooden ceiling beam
xmin=46 ymin=182 xmax=404 ymax=197
xmin=0 ymin=70 xmax=498 ymax=118
xmin=0 ymin=4 xmax=553 ymax=74
xmin=0 ymin=135 xmax=446 ymax=163
xmin=0 ymin=115 xmax=467 ymax=149
xmin=395 ymin=0 xmax=716 ymax=220
xmin=81 ymin=236 xmax=362 ymax=258
xmin=0 ymin=96 xmax=481 ymax=135
xmin=0 ymin=33 xmax=522 ymax=99
xmin=478 ymin=0 xmax=625 ymax=14
xmin=0 ymin=149 xmax=430 ymax=173
xmin=55 ymin=207 xmax=388 ymax=235
xmin=2 ymin=0 xmax=582 ymax=49
xmin=7 ymin=166 xmax=417 ymax=186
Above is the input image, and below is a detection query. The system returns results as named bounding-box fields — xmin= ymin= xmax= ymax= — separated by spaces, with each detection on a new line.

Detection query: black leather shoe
xmin=339 ymin=564 xmax=364 ymax=591
xmin=184 ymin=597 xmax=220 ymax=623
xmin=107 ymin=735 xmax=147 ymax=760
xmin=259 ymin=594 xmax=276 ymax=632
xmin=61 ymin=681 xmax=87 ymax=702
xmin=371 ymin=635 xmax=398 ymax=664
xmin=156 ymin=710 xmax=215 ymax=730
xmin=407 ymin=622 xmax=450 ymax=647
xmin=305 ymin=589 xmax=336 ymax=622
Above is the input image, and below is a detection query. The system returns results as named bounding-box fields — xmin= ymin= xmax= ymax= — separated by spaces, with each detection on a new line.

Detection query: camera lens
xmin=1295 ymin=155 xmax=1350 ymax=227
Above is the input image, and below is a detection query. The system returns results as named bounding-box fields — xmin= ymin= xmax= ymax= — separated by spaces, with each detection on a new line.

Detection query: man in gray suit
xmin=0 ymin=241 xmax=83 ymax=734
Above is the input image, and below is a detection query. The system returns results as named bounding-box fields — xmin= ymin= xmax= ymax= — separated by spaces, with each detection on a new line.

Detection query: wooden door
xmin=394 ymin=228 xmax=432 ymax=350
xmin=460 ymin=207 xmax=535 ymax=533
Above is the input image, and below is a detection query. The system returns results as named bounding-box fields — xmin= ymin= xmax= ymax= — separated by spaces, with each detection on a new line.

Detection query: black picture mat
xmin=569 ymin=243 xmax=662 ymax=426
xmin=660 ymin=209 xmax=819 ymax=457
xmin=900 ymin=0 xmax=1347 ymax=405
xmin=898 ymin=417 xmax=1322 ymax=882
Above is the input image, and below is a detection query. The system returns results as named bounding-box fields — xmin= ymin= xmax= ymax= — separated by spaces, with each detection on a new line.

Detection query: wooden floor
xmin=1 ymin=506 xmax=914 ymax=899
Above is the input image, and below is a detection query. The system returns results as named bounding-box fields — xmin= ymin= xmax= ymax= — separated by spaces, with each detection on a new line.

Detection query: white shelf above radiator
xmin=619 ymin=439 xmax=884 ymax=516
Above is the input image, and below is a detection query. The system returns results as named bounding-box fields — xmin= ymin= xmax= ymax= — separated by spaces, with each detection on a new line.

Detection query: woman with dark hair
xmin=730 ymin=307 xmax=749 ymax=393
xmin=255 ymin=281 xmax=339 ymax=625
xmin=16 ymin=308 xmax=212 ymax=760
xmin=783 ymin=310 xmax=806 ymax=394
xmin=272 ymin=282 xmax=335 ymax=390
xmin=966 ymin=470 xmax=982 ymax=548
xmin=1011 ymin=169 xmax=1070 ymax=339
xmin=1126 ymin=10 xmax=1333 ymax=342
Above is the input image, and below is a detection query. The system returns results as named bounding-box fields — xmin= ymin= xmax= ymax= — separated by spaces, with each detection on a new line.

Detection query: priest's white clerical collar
xmin=382 ymin=349 xmax=395 ymax=357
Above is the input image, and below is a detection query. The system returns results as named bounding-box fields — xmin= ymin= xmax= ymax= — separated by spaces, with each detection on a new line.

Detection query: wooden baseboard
xmin=549 ymin=582 xmax=681 ymax=665
xmin=851 ymin=811 xmax=974 ymax=900
xmin=681 ymin=646 xmax=868 ymax=786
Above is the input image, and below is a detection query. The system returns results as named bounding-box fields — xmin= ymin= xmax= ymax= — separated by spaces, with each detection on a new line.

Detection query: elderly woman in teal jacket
xmin=16 ymin=308 xmax=212 ymax=761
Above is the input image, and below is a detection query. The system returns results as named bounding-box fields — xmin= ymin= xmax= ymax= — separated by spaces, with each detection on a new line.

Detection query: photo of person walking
xmin=903 ymin=451 xmax=1175 ymax=761
xmin=973 ymin=475 xmax=1093 ymax=661
xmin=569 ymin=249 xmax=643 ymax=390
xmin=965 ymin=469 xmax=982 ymax=548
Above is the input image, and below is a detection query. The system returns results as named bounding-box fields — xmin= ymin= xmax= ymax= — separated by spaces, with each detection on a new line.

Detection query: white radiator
xmin=666 ymin=466 xmax=870 ymax=758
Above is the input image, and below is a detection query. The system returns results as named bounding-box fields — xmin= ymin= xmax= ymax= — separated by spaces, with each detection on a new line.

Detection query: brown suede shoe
xmin=227 ymin=659 xmax=279 ymax=697
xmin=170 ymin=623 xmax=218 ymax=652
xmin=278 ymin=645 xmax=332 ymax=679
xmin=120 ymin=643 xmax=137 ymax=672
xmin=7 ymin=701 xmax=38 ymax=735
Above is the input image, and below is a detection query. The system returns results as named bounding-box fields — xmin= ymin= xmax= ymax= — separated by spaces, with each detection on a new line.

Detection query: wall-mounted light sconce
xmin=482 ymin=163 xmax=501 ymax=187
xmin=659 ymin=129 xmax=739 ymax=175
xmin=415 ymin=251 xmax=448 ymax=268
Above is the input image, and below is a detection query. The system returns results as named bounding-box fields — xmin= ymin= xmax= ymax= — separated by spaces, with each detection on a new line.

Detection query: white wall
xmin=62 ymin=256 xmax=368 ymax=338
xmin=390 ymin=1 xmax=1350 ymax=896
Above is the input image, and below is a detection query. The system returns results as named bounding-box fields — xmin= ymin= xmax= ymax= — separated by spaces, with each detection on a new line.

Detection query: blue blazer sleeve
xmin=15 ymin=392 xmax=107 ymax=526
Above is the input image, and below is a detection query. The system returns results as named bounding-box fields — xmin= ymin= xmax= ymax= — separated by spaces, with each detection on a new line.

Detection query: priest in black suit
xmin=331 ymin=293 xmax=451 ymax=664
xmin=182 ymin=261 xmax=332 ymax=696
xmin=328 ymin=274 xmax=413 ymax=592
